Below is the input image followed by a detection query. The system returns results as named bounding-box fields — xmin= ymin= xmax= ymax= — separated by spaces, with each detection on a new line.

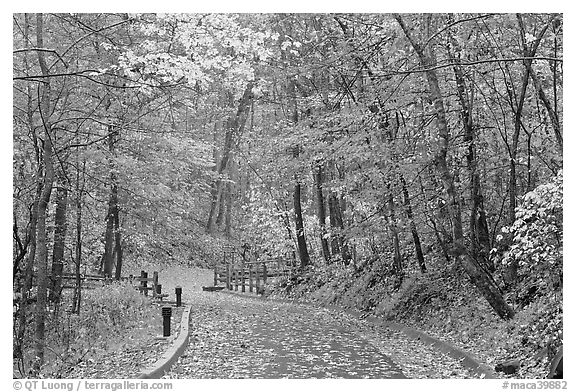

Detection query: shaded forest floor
xmin=165 ymin=290 xmax=478 ymax=378
xmin=18 ymin=264 xmax=482 ymax=379
xmin=17 ymin=262 xmax=560 ymax=379
xmin=267 ymin=261 xmax=562 ymax=379
xmin=137 ymin=264 xmax=480 ymax=378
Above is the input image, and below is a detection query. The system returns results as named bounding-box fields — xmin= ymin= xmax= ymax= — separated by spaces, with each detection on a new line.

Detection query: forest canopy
xmin=13 ymin=13 xmax=562 ymax=376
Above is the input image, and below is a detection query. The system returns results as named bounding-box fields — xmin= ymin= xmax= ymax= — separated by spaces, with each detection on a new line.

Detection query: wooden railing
xmin=28 ymin=271 xmax=168 ymax=301
xmin=213 ymin=259 xmax=294 ymax=294
xmin=134 ymin=270 xmax=169 ymax=300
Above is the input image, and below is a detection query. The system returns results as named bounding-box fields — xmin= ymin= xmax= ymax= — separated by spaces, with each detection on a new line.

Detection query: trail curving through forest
xmin=169 ymin=292 xmax=405 ymax=378
xmin=153 ymin=267 xmax=478 ymax=379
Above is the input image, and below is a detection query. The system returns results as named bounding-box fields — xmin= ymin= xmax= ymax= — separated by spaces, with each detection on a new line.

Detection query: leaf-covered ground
xmin=62 ymin=301 xmax=183 ymax=379
xmin=38 ymin=265 xmax=482 ymax=379
xmin=167 ymin=293 xmax=404 ymax=378
xmin=152 ymin=266 xmax=478 ymax=378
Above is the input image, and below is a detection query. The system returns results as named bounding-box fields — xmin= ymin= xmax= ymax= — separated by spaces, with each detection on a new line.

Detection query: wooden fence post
xmin=234 ymin=267 xmax=238 ymax=291
xmin=226 ymin=264 xmax=231 ymax=290
xmin=249 ymin=264 xmax=253 ymax=293
xmin=214 ymin=266 xmax=217 ymax=287
xmin=140 ymin=270 xmax=148 ymax=296
xmin=153 ymin=271 xmax=159 ymax=297
xmin=175 ymin=287 xmax=182 ymax=307
xmin=263 ymin=263 xmax=268 ymax=285
xmin=241 ymin=266 xmax=246 ymax=293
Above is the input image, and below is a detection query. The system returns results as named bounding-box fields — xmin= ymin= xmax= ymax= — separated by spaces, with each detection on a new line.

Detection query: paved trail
xmin=153 ymin=266 xmax=475 ymax=379
xmin=169 ymin=292 xmax=405 ymax=378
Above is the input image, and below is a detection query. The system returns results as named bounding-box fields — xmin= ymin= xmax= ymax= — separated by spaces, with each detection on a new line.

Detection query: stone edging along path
xmin=137 ymin=304 xmax=192 ymax=379
xmin=216 ymin=289 xmax=497 ymax=379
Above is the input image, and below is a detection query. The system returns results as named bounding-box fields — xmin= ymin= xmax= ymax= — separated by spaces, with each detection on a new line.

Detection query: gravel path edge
xmin=137 ymin=305 xmax=192 ymax=379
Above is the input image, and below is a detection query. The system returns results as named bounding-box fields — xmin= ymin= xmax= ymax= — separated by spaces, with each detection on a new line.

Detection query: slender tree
xmin=314 ymin=164 xmax=331 ymax=262
xmin=33 ymin=12 xmax=56 ymax=372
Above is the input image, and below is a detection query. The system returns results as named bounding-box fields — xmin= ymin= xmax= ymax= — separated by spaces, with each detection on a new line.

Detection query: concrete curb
xmin=390 ymin=322 xmax=497 ymax=378
xmin=137 ymin=304 xmax=192 ymax=379
xmin=217 ymin=289 xmax=496 ymax=378
xmin=337 ymin=306 xmax=497 ymax=379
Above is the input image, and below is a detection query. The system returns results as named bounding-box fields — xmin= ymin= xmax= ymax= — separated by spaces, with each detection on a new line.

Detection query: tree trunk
xmin=395 ymin=14 xmax=514 ymax=320
xmin=15 ymin=14 xmax=39 ymax=370
xmin=287 ymin=75 xmax=311 ymax=268
xmin=224 ymin=180 xmax=233 ymax=238
xmin=447 ymin=21 xmax=494 ymax=272
xmin=385 ymin=184 xmax=403 ymax=281
xmin=507 ymin=14 xmax=549 ymax=223
xmin=33 ymin=136 xmax=54 ymax=373
xmin=113 ymin=198 xmax=123 ymax=280
xmin=103 ymin=126 xmax=119 ymax=278
xmin=16 ymin=168 xmax=42 ymax=369
xmin=400 ymin=175 xmax=426 ymax=273
xmin=33 ymin=12 xmax=55 ymax=372
xmin=293 ymin=180 xmax=311 ymax=268
xmin=314 ymin=165 xmax=331 ymax=262
xmin=419 ymin=172 xmax=451 ymax=263
xmin=72 ymin=159 xmax=85 ymax=314
xmin=217 ymin=154 xmax=236 ymax=232
xmin=207 ymin=83 xmax=253 ymax=233
xmin=50 ymin=170 xmax=68 ymax=302
xmin=215 ymin=176 xmax=228 ymax=227
xmin=328 ymin=190 xmax=350 ymax=264
xmin=102 ymin=192 xmax=115 ymax=277
xmin=328 ymin=193 xmax=341 ymax=256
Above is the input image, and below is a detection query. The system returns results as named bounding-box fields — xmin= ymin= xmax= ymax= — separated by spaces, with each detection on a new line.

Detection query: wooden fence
xmin=29 ymin=272 xmax=114 ymax=290
xmin=134 ymin=270 xmax=169 ymax=300
xmin=29 ymin=270 xmax=168 ymax=301
xmin=213 ymin=258 xmax=294 ymax=294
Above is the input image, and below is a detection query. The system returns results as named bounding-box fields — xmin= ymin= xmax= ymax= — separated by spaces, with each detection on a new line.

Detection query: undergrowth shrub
xmin=497 ymin=171 xmax=563 ymax=306
xmin=24 ymin=281 xmax=155 ymax=378
xmin=78 ymin=281 xmax=152 ymax=338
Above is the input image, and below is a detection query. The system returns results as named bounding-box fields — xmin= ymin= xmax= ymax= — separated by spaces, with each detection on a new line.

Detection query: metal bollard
xmin=162 ymin=306 xmax=172 ymax=337
xmin=175 ymin=286 xmax=182 ymax=307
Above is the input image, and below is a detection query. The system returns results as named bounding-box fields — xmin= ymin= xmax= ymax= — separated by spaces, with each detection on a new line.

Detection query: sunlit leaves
xmin=500 ymin=170 xmax=562 ymax=268
xmin=118 ymin=14 xmax=278 ymax=96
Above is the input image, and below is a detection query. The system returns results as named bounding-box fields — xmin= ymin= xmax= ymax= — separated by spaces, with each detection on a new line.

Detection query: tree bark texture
xmin=33 ymin=12 xmax=55 ymax=372
xmin=102 ymin=126 xmax=121 ymax=278
xmin=49 ymin=170 xmax=68 ymax=302
xmin=385 ymin=184 xmax=403 ymax=280
xmin=400 ymin=174 xmax=426 ymax=273
xmin=293 ymin=180 xmax=311 ymax=268
xmin=15 ymin=14 xmax=39 ymax=368
xmin=206 ymin=83 xmax=253 ymax=233
xmin=328 ymin=191 xmax=350 ymax=264
xmin=73 ymin=159 xmax=85 ymax=314
xmin=314 ymin=165 xmax=331 ymax=262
